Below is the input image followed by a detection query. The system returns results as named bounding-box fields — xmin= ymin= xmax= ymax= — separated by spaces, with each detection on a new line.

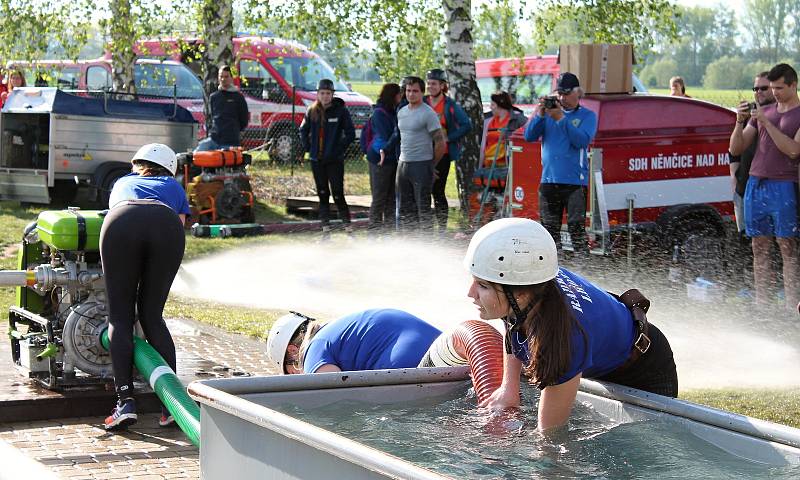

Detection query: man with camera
xmin=729 ymin=73 xmax=775 ymax=236
xmin=729 ymin=63 xmax=800 ymax=311
xmin=524 ymin=72 xmax=598 ymax=254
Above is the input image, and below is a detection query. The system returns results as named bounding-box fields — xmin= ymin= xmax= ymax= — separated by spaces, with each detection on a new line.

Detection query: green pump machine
xmin=2 ymin=208 xmax=199 ymax=445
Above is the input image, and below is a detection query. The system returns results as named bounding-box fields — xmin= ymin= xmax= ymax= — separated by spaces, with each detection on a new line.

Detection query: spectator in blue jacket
xmin=424 ymin=69 xmax=472 ymax=235
xmin=524 ymin=72 xmax=598 ymax=254
xmin=300 ymin=78 xmax=356 ymax=238
xmin=366 ymin=83 xmax=402 ymax=233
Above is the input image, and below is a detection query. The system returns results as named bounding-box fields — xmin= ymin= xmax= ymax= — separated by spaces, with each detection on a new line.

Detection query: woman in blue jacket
xmin=365 ymin=83 xmax=402 ymax=232
xmin=464 ymin=218 xmax=678 ymax=432
xmin=299 ymin=79 xmax=356 ymax=238
xmin=101 ymin=143 xmax=191 ymax=431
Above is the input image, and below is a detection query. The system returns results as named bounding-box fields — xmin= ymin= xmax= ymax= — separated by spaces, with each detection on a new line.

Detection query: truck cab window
xmin=133 ymin=63 xmax=203 ymax=99
xmin=239 ymin=59 xmax=288 ymax=103
xmin=87 ymin=66 xmax=111 ymax=91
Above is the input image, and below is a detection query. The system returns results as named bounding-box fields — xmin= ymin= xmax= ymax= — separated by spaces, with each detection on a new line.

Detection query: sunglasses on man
xmin=557 ymin=88 xmax=574 ymax=95
xmin=752 ymin=86 xmax=769 ymax=92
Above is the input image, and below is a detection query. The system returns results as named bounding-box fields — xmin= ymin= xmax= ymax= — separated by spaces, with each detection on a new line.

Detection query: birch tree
xmin=199 ymin=0 xmax=234 ymax=133
xmin=102 ymin=0 xmax=175 ymax=94
xmin=443 ymin=0 xmax=483 ymax=213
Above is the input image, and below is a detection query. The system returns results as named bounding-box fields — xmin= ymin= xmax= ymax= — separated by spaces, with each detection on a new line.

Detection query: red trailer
xmin=475 ymin=94 xmax=737 ymax=257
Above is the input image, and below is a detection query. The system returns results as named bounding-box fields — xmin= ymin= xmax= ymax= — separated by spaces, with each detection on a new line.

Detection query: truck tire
xmin=267 ymin=124 xmax=303 ymax=165
xmin=658 ymin=206 xmax=727 ymax=280
xmin=99 ymin=168 xmax=130 ymax=208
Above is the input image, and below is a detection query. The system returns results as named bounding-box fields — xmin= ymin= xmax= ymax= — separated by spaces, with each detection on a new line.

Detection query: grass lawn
xmin=0 ymin=160 xmax=797 ymax=428
xmin=645 ymin=88 xmax=746 ymax=108
xmin=350 ymin=81 xmax=382 ymax=102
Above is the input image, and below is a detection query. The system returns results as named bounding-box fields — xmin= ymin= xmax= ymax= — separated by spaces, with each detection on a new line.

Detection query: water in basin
xmin=272 ymin=384 xmax=800 ymax=479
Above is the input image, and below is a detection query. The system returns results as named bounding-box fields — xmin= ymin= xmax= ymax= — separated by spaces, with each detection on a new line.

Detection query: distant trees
xmin=703 ymin=56 xmax=771 ymax=89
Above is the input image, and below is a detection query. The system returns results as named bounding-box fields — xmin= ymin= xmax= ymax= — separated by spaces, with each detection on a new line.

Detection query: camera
xmin=747 ymin=102 xmax=758 ymax=111
xmin=543 ymin=96 xmax=560 ymax=109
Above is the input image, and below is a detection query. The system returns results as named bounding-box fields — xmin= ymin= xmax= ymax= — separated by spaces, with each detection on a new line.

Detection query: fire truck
xmin=134 ymin=36 xmax=373 ymax=163
xmin=475 ymin=94 xmax=736 ymax=273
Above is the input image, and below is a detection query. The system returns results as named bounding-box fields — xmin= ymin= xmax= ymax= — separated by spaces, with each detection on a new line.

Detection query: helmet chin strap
xmin=501 ymin=285 xmax=533 ymax=355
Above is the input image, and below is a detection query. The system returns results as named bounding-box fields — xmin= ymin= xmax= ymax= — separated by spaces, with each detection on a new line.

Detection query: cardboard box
xmin=558 ymin=44 xmax=634 ymax=94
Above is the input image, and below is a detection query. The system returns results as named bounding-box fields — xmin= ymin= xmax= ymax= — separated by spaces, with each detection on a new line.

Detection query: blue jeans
xmin=195 ymin=137 xmax=237 ymax=152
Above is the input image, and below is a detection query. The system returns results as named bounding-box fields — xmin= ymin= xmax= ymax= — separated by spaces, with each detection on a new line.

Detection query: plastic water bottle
xmin=668 ymin=245 xmax=681 ymax=283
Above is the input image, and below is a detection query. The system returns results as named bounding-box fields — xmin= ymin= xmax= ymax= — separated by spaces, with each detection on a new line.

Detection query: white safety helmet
xmin=131 ymin=143 xmax=178 ymax=176
xmin=266 ymin=312 xmax=310 ymax=374
xmin=463 ymin=218 xmax=558 ymax=285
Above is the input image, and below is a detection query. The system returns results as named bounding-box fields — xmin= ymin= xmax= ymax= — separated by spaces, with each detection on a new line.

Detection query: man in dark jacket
xmin=195 ymin=65 xmax=249 ymax=152
xmin=299 ymin=79 xmax=356 ymax=238
xmin=424 ymin=69 xmax=472 ymax=235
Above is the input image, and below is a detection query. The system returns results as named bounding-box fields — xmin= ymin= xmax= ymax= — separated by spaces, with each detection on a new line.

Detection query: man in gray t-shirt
xmin=381 ymin=76 xmax=445 ymax=233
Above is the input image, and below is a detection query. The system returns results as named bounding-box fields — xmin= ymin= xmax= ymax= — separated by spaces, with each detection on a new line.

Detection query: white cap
xmin=463 ymin=218 xmax=558 ymax=285
xmin=266 ymin=312 xmax=310 ymax=374
xmin=131 ymin=143 xmax=178 ymax=176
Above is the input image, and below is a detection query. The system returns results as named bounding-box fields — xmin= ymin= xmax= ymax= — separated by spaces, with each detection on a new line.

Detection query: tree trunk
xmin=200 ymin=0 xmax=234 ymax=135
xmin=443 ymin=0 xmax=483 ymax=225
xmin=109 ymin=0 xmax=136 ymax=94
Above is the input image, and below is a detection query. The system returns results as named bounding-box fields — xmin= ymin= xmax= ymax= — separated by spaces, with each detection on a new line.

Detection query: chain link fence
xmin=234 ymin=86 xmax=372 ymax=168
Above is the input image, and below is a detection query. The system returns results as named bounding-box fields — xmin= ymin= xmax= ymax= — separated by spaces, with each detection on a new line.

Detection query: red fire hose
xmin=450 ymin=320 xmax=505 ymax=404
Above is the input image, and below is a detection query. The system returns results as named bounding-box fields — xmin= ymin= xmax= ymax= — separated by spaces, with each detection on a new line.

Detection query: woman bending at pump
xmin=299 ymin=78 xmax=356 ymax=239
xmin=101 ymin=143 xmax=190 ymax=431
xmin=464 ymin=218 xmax=678 ymax=431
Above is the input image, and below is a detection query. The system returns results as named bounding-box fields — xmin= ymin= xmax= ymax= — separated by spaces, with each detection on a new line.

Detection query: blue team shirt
xmin=511 ymin=268 xmax=636 ymax=384
xmin=303 ymin=308 xmax=443 ymax=373
xmin=109 ymin=173 xmax=191 ymax=215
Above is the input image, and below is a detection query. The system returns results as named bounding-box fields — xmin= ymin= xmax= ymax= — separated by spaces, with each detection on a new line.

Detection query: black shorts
xmin=594 ymin=324 xmax=679 ymax=397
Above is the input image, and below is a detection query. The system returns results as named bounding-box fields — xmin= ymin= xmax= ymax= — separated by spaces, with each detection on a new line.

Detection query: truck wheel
xmin=671 ymin=221 xmax=726 ymax=280
xmin=99 ymin=169 xmax=129 ymax=208
xmin=267 ymin=126 xmax=303 ymax=165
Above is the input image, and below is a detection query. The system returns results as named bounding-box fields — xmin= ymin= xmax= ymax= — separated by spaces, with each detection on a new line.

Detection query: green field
xmin=350 ymin=81 xmax=382 ymax=101
xmin=649 ymin=87 xmax=747 ymax=108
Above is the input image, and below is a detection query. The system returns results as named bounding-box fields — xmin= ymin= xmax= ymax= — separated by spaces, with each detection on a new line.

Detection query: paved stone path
xmin=0 ymin=316 xmax=279 ymax=479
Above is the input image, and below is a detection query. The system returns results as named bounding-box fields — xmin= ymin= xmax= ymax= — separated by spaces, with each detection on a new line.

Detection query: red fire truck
xmin=475 ymin=94 xmax=736 ymax=262
xmin=134 ymin=36 xmax=373 ymax=162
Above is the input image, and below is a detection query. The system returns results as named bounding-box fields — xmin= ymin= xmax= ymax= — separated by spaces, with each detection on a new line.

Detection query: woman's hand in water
xmin=479 ymin=383 xmax=521 ymax=411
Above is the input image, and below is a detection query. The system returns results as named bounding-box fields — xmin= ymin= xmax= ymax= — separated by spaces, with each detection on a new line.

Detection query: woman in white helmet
xmin=100 ymin=143 xmax=190 ymax=431
xmin=266 ymin=308 xmax=460 ymax=374
xmin=464 ymin=218 xmax=678 ymax=431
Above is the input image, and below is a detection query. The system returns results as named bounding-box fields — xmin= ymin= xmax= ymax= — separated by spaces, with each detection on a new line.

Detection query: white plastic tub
xmin=188 ymin=367 xmax=800 ymax=479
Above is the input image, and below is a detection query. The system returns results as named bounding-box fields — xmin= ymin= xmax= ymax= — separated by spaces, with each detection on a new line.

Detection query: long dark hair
xmin=307 ymin=99 xmax=326 ymax=123
xmin=507 ymin=279 xmax=587 ymax=388
xmin=377 ymin=83 xmax=401 ymax=109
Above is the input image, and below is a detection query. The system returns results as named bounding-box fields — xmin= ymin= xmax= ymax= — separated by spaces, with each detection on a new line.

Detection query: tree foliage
xmin=743 ymin=0 xmax=799 ymax=64
xmin=703 ymin=55 xmax=771 ymax=89
xmin=0 ymin=0 xmax=92 ymax=64
xmin=670 ymin=5 xmax=737 ymax=86
xmin=638 ymin=57 xmax=678 ymax=88
xmin=473 ymin=0 xmax=525 ymax=60
xmin=529 ymin=0 xmax=679 ymax=54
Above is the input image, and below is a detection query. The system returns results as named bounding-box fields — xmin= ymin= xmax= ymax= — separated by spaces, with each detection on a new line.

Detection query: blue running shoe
xmin=104 ymin=398 xmax=137 ymax=430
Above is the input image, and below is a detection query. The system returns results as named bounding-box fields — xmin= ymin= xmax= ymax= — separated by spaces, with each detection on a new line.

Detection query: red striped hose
xmin=450 ymin=320 xmax=504 ymax=404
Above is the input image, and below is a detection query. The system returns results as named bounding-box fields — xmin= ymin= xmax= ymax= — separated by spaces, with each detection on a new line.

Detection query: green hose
xmin=101 ymin=329 xmax=200 ymax=446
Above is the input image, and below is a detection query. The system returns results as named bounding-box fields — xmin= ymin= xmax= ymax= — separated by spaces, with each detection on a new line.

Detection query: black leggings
xmin=312 ymin=160 xmax=350 ymax=226
xmin=595 ymin=324 xmax=679 ymax=397
xmin=100 ymin=204 xmax=185 ymax=396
